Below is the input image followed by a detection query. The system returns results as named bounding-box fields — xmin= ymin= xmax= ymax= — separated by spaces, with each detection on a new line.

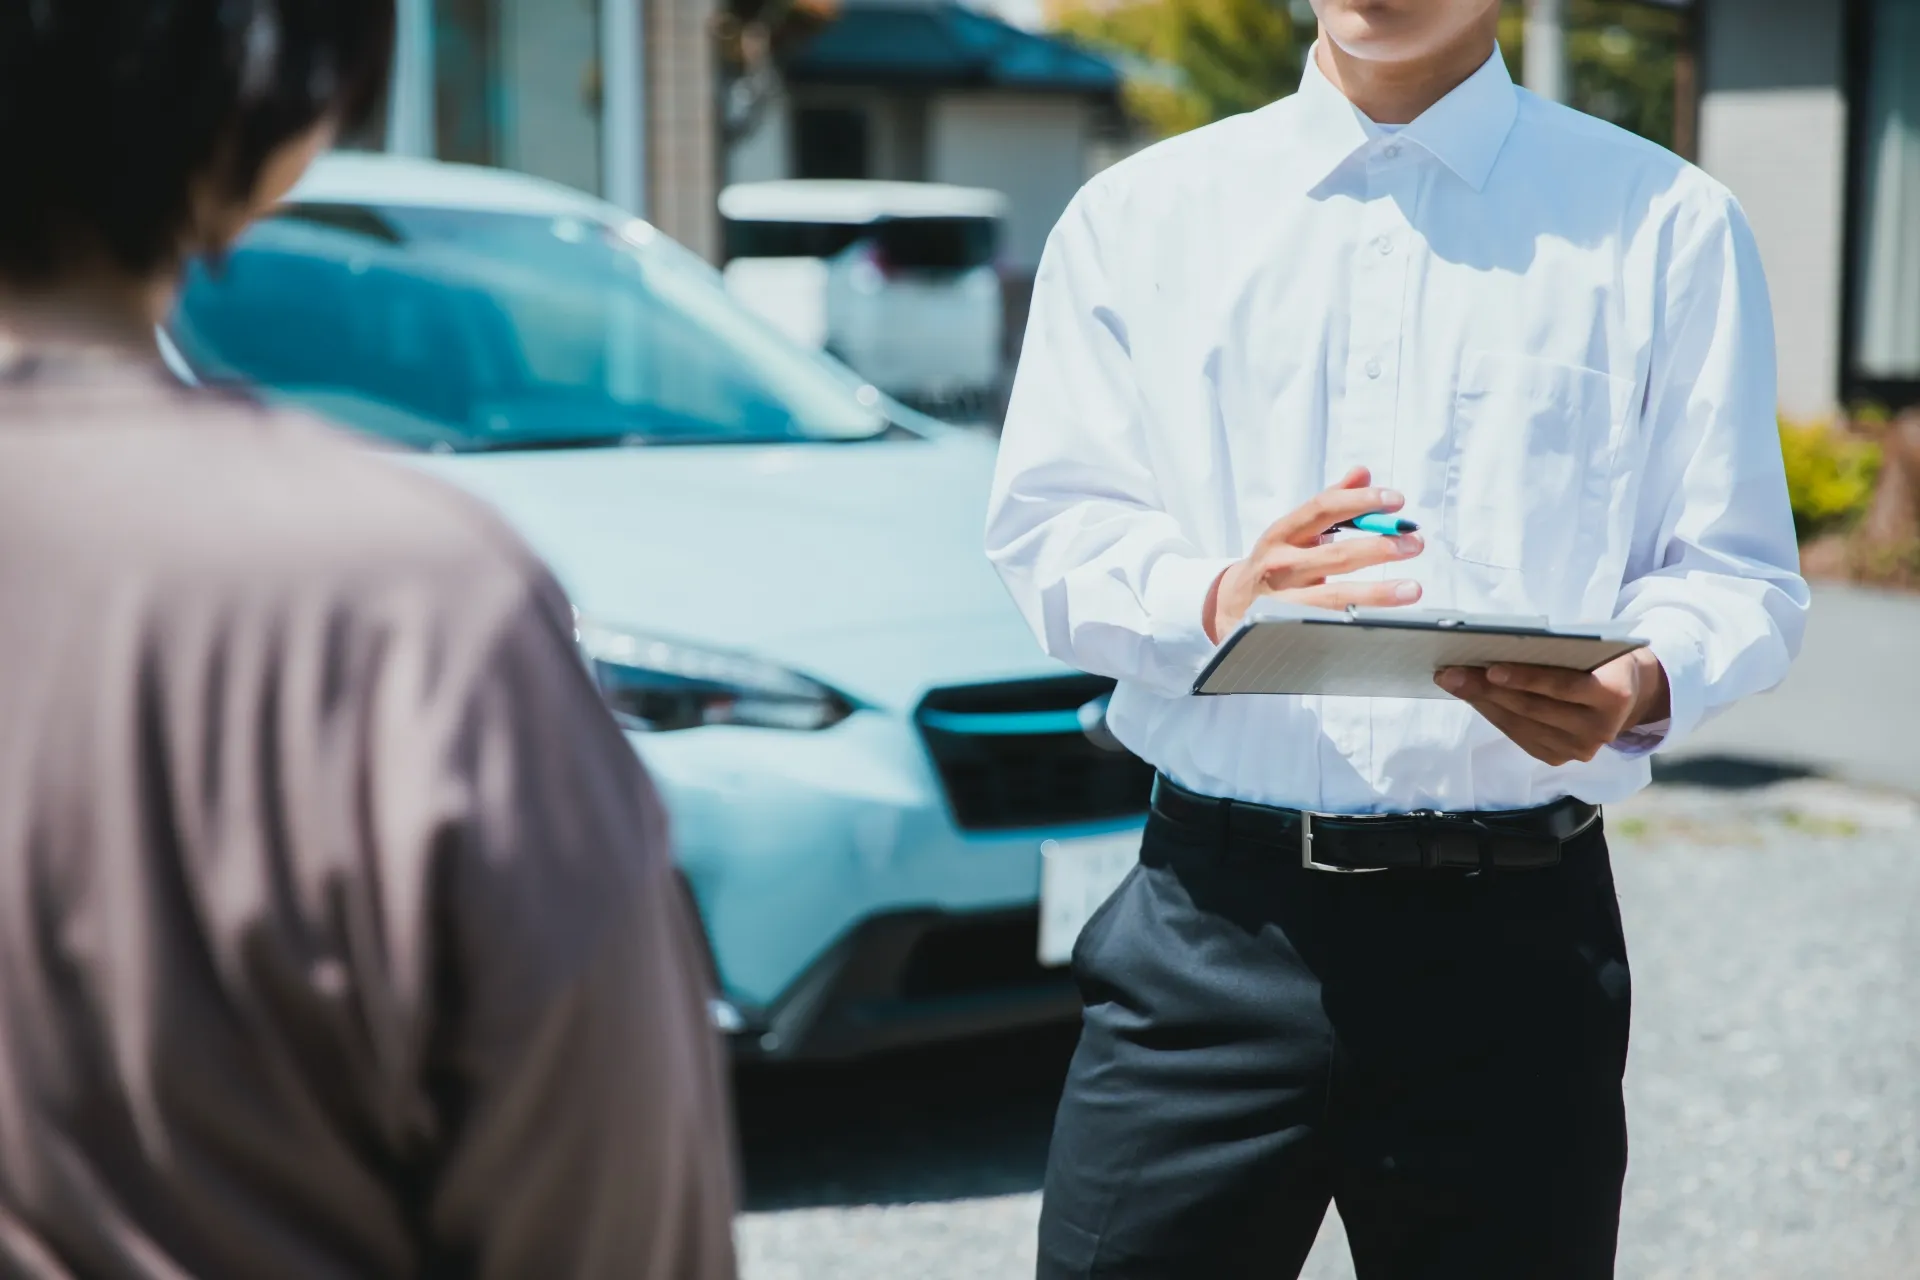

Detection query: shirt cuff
xmin=1142 ymin=554 xmax=1239 ymax=693
xmin=1609 ymin=609 xmax=1710 ymax=756
xmin=1611 ymin=718 xmax=1672 ymax=758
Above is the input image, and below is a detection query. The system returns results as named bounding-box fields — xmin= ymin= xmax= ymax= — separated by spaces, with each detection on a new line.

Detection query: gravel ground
xmin=736 ymin=776 xmax=1920 ymax=1279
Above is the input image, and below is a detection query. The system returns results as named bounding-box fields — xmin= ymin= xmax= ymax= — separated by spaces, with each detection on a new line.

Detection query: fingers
xmin=1285 ymin=579 xmax=1425 ymax=611
xmin=1241 ymin=518 xmax=1422 ymax=600
xmin=1456 ymin=679 xmax=1611 ymax=742
xmin=1480 ymin=663 xmax=1612 ymax=708
xmin=1436 ymin=669 xmax=1607 ymax=765
xmin=1274 ymin=532 xmax=1424 ymax=584
xmin=1332 ymin=466 xmax=1372 ymax=491
xmin=1458 ymin=695 xmax=1596 ymax=767
xmin=1267 ymin=483 xmax=1407 ymax=548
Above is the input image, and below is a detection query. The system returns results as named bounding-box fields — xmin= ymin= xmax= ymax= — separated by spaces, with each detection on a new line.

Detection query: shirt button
xmin=1365 ymin=358 xmax=1382 ymax=379
xmin=1375 ymin=235 xmax=1394 ymax=255
xmin=1384 ymin=143 xmax=1402 ymax=159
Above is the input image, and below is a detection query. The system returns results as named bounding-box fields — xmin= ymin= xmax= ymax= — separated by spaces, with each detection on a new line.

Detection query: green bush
xmin=1779 ymin=418 xmax=1881 ymax=539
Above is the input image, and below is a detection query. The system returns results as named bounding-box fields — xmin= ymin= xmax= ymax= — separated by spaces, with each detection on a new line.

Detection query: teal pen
xmin=1334 ymin=512 xmax=1421 ymax=536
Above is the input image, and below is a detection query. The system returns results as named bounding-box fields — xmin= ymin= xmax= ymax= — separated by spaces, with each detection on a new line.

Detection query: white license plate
xmin=1038 ymin=830 xmax=1143 ymax=967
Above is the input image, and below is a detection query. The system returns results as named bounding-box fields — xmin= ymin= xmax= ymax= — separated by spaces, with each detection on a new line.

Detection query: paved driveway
xmin=736 ymin=778 xmax=1920 ymax=1279
xmin=1664 ymin=582 xmax=1920 ymax=795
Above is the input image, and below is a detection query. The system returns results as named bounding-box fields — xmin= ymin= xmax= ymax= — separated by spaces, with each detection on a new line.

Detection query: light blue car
xmin=163 ymin=154 xmax=1151 ymax=1060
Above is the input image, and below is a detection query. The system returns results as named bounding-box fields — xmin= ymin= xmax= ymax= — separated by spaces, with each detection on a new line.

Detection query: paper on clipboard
xmin=1192 ymin=602 xmax=1647 ymax=699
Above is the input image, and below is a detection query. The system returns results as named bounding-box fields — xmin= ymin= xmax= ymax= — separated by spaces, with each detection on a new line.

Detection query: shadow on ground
xmin=1652 ymin=753 xmax=1818 ymax=790
xmin=734 ymin=1020 xmax=1078 ymax=1211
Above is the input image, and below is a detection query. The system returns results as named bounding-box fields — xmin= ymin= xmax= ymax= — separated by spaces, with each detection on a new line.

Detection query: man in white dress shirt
xmin=986 ymin=1 xmax=1808 ymax=1276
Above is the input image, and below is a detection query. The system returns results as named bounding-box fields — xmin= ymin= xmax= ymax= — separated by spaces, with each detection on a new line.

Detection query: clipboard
xmin=1192 ymin=603 xmax=1648 ymax=699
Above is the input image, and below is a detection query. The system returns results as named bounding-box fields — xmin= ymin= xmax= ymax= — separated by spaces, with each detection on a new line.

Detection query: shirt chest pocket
xmin=1442 ymin=351 xmax=1632 ymax=580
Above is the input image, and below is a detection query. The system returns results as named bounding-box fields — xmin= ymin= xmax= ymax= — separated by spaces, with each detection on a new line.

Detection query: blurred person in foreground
xmin=0 ymin=4 xmax=737 ymax=1277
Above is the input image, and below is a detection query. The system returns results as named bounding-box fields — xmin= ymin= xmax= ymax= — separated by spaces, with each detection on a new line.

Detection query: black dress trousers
xmin=1037 ymin=794 xmax=1633 ymax=1280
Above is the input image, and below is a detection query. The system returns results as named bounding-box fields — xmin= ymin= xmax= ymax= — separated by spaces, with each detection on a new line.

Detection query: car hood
xmin=409 ymin=429 xmax=1066 ymax=709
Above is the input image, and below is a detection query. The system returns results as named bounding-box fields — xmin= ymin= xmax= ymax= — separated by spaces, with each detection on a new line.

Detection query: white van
xmin=719 ymin=180 xmax=1007 ymax=421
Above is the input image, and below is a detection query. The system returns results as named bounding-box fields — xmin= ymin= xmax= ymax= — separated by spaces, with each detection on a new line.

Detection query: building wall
xmin=728 ymin=93 xmax=792 ymax=185
xmin=928 ymin=93 xmax=1090 ymax=273
xmin=756 ymin=88 xmax=930 ymax=182
xmin=389 ymin=0 xmax=605 ymax=186
xmin=381 ymin=0 xmax=714 ymax=257
xmin=723 ymin=87 xmax=1097 ymax=273
xmin=1697 ymin=0 xmax=1849 ymax=419
xmin=647 ymin=0 xmax=722 ymax=261
xmin=501 ymin=0 xmax=603 ymax=195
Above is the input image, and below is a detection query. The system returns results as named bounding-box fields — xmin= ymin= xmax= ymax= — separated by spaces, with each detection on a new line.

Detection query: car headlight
xmin=576 ymin=620 xmax=854 ymax=733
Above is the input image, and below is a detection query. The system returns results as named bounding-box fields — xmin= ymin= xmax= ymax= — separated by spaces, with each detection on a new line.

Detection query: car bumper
xmin=712 ymin=905 xmax=1081 ymax=1061
xmin=629 ymin=711 xmax=1139 ymax=1060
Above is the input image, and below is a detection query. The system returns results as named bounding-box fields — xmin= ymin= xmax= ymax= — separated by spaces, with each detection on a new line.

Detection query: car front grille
xmin=917 ymin=676 xmax=1154 ymax=832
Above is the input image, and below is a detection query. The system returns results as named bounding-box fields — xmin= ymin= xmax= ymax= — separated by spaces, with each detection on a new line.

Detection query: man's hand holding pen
xmin=1204 ymin=464 xmax=1672 ymax=764
xmin=1203 ymin=466 xmax=1426 ymax=644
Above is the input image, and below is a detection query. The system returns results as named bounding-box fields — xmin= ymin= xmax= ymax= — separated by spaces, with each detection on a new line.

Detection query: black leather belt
xmin=1149 ymin=775 xmax=1600 ymax=874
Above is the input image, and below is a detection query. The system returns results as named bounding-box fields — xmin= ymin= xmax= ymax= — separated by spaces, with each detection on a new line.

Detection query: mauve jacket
xmin=0 ymin=353 xmax=738 ymax=1279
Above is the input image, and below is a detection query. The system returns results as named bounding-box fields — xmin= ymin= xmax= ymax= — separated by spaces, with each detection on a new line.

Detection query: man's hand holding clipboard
xmin=1437 ymin=646 xmax=1670 ymax=767
xmin=1204 ymin=465 xmax=1672 ymax=766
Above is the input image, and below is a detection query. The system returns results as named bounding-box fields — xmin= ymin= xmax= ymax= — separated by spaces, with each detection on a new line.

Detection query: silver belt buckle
xmin=1301 ymin=810 xmax=1388 ymax=874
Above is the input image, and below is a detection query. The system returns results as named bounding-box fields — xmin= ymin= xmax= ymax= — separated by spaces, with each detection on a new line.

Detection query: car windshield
xmin=169 ymin=202 xmax=895 ymax=452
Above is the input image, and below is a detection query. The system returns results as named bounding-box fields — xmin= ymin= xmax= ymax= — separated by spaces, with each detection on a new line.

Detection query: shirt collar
xmin=1289 ymin=43 xmax=1519 ymax=192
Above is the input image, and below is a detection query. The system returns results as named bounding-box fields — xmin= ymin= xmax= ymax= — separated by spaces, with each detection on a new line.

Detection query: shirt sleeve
xmin=423 ymin=574 xmax=738 ymax=1280
xmin=985 ymin=184 xmax=1236 ymax=698
xmin=1610 ymin=188 xmax=1811 ymax=754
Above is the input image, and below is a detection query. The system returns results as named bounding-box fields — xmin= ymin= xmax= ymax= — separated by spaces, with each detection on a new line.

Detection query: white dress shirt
xmin=986 ymin=47 xmax=1809 ymax=815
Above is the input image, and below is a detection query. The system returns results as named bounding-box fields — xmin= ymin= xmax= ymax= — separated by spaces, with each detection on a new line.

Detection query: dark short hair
xmin=0 ymin=0 xmax=394 ymax=286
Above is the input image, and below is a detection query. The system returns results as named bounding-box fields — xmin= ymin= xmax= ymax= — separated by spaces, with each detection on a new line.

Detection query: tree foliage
xmin=1048 ymin=0 xmax=1308 ymax=138
xmin=1780 ymin=417 xmax=1884 ymax=538
xmin=1496 ymin=1 xmax=1686 ymax=149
